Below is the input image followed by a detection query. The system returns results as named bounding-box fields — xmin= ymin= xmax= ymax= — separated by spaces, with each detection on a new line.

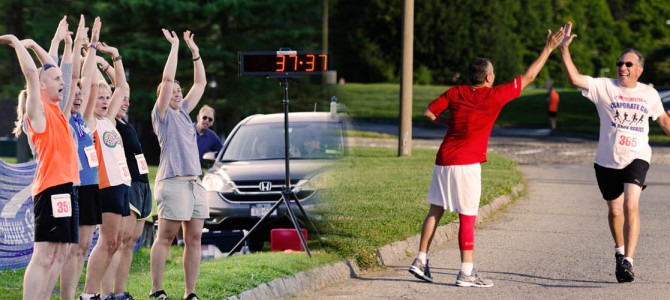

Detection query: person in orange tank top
xmin=2 ymin=24 xmax=80 ymax=299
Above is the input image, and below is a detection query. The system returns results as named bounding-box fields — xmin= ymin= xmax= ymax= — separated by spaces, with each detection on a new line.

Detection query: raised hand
xmin=90 ymin=17 xmax=101 ymax=44
xmin=559 ymin=22 xmax=577 ymax=49
xmin=545 ymin=26 xmax=565 ymax=50
xmin=162 ymin=28 xmax=179 ymax=46
xmin=95 ymin=42 xmax=118 ymax=56
xmin=74 ymin=14 xmax=89 ymax=46
xmin=53 ymin=16 xmax=70 ymax=43
xmin=20 ymin=39 xmax=37 ymax=49
xmin=0 ymin=34 xmax=19 ymax=47
xmin=183 ymin=30 xmax=199 ymax=54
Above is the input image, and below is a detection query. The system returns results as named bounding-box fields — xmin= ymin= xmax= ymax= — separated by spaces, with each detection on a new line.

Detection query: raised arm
xmin=96 ymin=42 xmax=128 ymax=122
xmin=559 ymin=22 xmax=589 ymax=89
xmin=520 ymin=26 xmax=564 ymax=89
xmin=82 ymin=17 xmax=101 ymax=129
xmin=156 ymin=28 xmax=180 ymax=118
xmin=183 ymin=30 xmax=206 ymax=113
xmin=0 ymin=35 xmax=43 ymax=132
xmin=65 ymin=15 xmax=88 ymax=117
xmin=48 ymin=16 xmax=69 ymax=64
xmin=59 ymin=24 xmax=74 ymax=117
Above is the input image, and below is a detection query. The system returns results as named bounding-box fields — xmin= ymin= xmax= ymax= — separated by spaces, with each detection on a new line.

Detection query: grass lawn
xmin=317 ymin=147 xmax=522 ymax=269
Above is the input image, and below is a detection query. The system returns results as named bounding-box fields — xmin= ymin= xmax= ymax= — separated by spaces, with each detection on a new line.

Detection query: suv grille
xmin=219 ymin=179 xmax=316 ymax=202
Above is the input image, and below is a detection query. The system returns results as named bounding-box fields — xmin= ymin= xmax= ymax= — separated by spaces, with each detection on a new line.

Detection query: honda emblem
xmin=259 ymin=181 xmax=272 ymax=192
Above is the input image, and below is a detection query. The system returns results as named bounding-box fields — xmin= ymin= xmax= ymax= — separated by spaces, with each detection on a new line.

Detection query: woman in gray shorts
xmin=149 ymin=28 xmax=208 ymax=300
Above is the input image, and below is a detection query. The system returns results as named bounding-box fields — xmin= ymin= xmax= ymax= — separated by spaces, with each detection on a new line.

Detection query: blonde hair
xmin=13 ymin=90 xmax=28 ymax=138
xmin=98 ymin=79 xmax=112 ymax=94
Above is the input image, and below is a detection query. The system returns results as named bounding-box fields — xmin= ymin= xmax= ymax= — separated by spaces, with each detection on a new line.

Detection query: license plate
xmin=250 ymin=204 xmax=277 ymax=217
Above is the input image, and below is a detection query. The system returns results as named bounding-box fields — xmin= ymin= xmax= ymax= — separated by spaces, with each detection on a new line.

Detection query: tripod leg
xmin=289 ymin=191 xmax=324 ymax=244
xmin=282 ymin=191 xmax=312 ymax=257
xmin=225 ymin=199 xmax=283 ymax=257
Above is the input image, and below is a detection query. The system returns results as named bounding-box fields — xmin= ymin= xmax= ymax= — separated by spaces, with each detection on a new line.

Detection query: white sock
xmin=624 ymin=257 xmax=634 ymax=266
xmin=461 ymin=262 xmax=474 ymax=276
xmin=80 ymin=294 xmax=96 ymax=300
xmin=417 ymin=252 xmax=427 ymax=265
xmin=615 ymin=246 xmax=625 ymax=255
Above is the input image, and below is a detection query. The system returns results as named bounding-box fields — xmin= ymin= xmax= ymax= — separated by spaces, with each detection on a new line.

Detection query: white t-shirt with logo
xmin=581 ymin=76 xmax=663 ymax=169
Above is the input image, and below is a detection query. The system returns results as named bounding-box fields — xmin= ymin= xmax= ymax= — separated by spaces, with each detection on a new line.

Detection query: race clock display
xmin=238 ymin=50 xmax=329 ymax=77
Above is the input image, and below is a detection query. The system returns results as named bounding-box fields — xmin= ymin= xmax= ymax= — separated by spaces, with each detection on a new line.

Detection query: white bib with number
xmin=51 ymin=193 xmax=72 ymax=218
xmin=614 ymin=128 xmax=642 ymax=158
xmin=118 ymin=161 xmax=132 ymax=181
xmin=135 ymin=154 xmax=149 ymax=175
xmin=84 ymin=145 xmax=99 ymax=167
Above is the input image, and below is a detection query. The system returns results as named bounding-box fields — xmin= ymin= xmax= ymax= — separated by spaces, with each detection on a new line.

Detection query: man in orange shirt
xmin=2 ymin=29 xmax=80 ymax=299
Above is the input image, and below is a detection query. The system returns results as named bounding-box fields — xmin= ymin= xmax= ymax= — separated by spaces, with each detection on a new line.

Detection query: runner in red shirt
xmin=408 ymin=26 xmax=565 ymax=287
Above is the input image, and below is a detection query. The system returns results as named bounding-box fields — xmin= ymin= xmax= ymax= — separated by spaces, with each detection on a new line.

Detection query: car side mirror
xmin=203 ymin=151 xmax=217 ymax=162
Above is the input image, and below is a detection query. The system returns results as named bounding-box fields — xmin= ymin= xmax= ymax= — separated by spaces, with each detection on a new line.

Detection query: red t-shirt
xmin=428 ymin=76 xmax=522 ymax=166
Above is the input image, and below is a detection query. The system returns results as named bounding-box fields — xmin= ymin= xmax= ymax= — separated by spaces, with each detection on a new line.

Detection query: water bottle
xmin=330 ymin=96 xmax=337 ymax=118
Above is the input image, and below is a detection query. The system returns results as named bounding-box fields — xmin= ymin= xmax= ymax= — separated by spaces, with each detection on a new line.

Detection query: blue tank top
xmin=69 ymin=113 xmax=99 ymax=185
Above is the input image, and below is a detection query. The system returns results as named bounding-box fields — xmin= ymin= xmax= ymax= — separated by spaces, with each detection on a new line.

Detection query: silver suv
xmin=201 ymin=112 xmax=345 ymax=249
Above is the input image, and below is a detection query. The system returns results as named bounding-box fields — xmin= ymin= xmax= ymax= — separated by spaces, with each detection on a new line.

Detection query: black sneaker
xmin=616 ymin=259 xmax=634 ymax=283
xmin=149 ymin=290 xmax=170 ymax=300
xmin=408 ymin=258 xmax=433 ymax=282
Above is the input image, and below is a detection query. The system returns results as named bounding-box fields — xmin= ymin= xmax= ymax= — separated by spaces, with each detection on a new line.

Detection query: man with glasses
xmin=559 ymin=21 xmax=670 ymax=283
xmin=195 ymin=104 xmax=223 ymax=165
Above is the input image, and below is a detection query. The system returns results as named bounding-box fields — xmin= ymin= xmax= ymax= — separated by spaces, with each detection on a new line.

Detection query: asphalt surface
xmin=294 ymin=123 xmax=670 ymax=299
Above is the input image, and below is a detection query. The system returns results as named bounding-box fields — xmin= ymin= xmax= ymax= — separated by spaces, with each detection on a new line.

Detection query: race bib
xmin=84 ymin=146 xmax=99 ymax=167
xmin=118 ymin=161 xmax=132 ymax=181
xmin=614 ymin=129 xmax=641 ymax=154
xmin=51 ymin=193 xmax=72 ymax=218
xmin=135 ymin=154 xmax=149 ymax=175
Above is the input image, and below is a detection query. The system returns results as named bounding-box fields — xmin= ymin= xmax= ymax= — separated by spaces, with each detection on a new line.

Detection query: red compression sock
xmin=459 ymin=213 xmax=476 ymax=251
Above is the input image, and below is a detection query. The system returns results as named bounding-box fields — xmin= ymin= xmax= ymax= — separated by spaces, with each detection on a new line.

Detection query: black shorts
xmin=100 ymin=184 xmax=130 ymax=216
xmin=548 ymin=111 xmax=557 ymax=117
xmin=594 ymin=159 xmax=649 ymax=201
xmin=33 ymin=182 xmax=78 ymax=243
xmin=129 ymin=181 xmax=153 ymax=219
xmin=77 ymin=184 xmax=102 ymax=225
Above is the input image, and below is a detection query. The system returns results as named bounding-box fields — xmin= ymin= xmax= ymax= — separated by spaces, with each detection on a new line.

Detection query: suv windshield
xmin=220 ymin=122 xmax=344 ymax=161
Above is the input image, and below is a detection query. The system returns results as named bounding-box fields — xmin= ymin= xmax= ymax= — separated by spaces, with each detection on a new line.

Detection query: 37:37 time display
xmin=275 ymin=52 xmax=328 ymax=72
xmin=238 ymin=50 xmax=329 ymax=76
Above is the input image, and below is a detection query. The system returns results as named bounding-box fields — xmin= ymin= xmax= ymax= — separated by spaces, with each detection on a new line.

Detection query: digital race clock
xmin=238 ymin=50 xmax=329 ymax=77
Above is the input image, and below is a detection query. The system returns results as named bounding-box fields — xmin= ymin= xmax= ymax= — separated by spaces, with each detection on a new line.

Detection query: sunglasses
xmin=38 ymin=63 xmax=55 ymax=79
xmin=202 ymin=116 xmax=213 ymax=121
xmin=616 ymin=61 xmax=635 ymax=68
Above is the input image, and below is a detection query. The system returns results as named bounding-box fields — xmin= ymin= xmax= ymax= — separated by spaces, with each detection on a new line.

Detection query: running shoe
xmin=149 ymin=290 xmax=170 ymax=299
xmin=455 ymin=269 xmax=494 ymax=287
xmin=115 ymin=292 xmax=134 ymax=300
xmin=616 ymin=259 xmax=634 ymax=283
xmin=408 ymin=258 xmax=433 ymax=282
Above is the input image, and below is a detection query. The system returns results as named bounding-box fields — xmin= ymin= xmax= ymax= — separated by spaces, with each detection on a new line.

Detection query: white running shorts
xmin=426 ymin=164 xmax=481 ymax=215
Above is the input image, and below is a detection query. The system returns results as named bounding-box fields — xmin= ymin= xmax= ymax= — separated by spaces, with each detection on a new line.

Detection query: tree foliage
xmin=331 ymin=0 xmax=670 ymax=87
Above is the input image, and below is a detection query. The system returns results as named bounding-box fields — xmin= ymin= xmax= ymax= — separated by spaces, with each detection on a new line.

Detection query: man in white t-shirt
xmin=559 ymin=21 xmax=670 ymax=283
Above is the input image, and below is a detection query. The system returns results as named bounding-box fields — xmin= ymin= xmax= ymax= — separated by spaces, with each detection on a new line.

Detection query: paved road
xmin=296 ymin=128 xmax=670 ymax=299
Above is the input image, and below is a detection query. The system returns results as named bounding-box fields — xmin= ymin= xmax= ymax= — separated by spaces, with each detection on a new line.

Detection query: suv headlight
xmin=295 ymin=172 xmax=331 ymax=192
xmin=202 ymin=171 xmax=233 ymax=193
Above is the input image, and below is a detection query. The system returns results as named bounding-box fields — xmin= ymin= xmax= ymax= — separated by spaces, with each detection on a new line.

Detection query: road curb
xmin=228 ymin=183 xmax=524 ymax=299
